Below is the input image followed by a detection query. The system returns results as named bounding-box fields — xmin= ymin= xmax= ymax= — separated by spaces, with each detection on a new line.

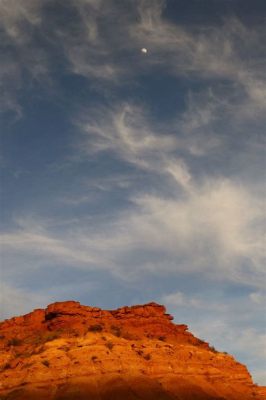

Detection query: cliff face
xmin=0 ymin=301 xmax=265 ymax=400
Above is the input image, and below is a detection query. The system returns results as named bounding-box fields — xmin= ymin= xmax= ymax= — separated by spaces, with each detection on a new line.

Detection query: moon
xmin=141 ymin=48 xmax=148 ymax=54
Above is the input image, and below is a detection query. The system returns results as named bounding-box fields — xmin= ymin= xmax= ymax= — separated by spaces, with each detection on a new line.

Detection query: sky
xmin=0 ymin=0 xmax=266 ymax=385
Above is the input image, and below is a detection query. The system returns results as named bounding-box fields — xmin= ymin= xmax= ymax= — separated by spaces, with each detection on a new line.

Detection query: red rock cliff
xmin=0 ymin=301 xmax=265 ymax=400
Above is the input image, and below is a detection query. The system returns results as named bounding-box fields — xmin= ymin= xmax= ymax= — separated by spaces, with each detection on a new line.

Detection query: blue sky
xmin=1 ymin=0 xmax=266 ymax=385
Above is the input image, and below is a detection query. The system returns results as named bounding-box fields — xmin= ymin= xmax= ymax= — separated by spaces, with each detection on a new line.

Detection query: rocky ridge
xmin=0 ymin=301 xmax=265 ymax=399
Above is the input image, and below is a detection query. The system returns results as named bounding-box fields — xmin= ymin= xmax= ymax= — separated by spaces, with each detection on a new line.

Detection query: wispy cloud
xmin=76 ymin=103 xmax=182 ymax=175
xmin=0 ymin=283 xmax=48 ymax=320
xmin=1 ymin=175 xmax=265 ymax=288
xmin=132 ymin=1 xmax=266 ymax=115
xmin=0 ymin=279 xmax=99 ymax=320
xmin=0 ymin=0 xmax=49 ymax=115
xmin=126 ymin=180 xmax=265 ymax=283
xmin=1 ymin=226 xmax=99 ymax=268
xmin=161 ymin=291 xmax=226 ymax=311
xmin=1 ymin=0 xmax=266 ymax=115
xmin=73 ymin=97 xmax=265 ymax=286
xmin=2 ymin=80 xmax=265 ymax=287
xmin=76 ymin=101 xmax=226 ymax=191
xmin=249 ymin=291 xmax=266 ymax=305
xmin=0 ymin=0 xmax=43 ymax=41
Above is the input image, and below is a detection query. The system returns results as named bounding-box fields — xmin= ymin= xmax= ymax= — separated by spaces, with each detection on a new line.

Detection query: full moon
xmin=141 ymin=48 xmax=148 ymax=54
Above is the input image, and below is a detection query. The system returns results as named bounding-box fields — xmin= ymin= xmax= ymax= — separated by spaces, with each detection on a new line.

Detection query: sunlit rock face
xmin=0 ymin=301 xmax=265 ymax=400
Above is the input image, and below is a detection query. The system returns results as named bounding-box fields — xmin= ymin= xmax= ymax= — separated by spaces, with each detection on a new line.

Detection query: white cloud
xmin=56 ymin=0 xmax=132 ymax=83
xmin=2 ymin=87 xmax=265 ymax=286
xmin=131 ymin=2 xmax=266 ymax=114
xmin=128 ymin=180 xmax=265 ymax=281
xmin=0 ymin=279 xmax=99 ymax=321
xmin=1 ymin=177 xmax=265 ymax=288
xmin=1 ymin=0 xmax=266 ymax=116
xmin=0 ymin=0 xmax=50 ymax=115
xmin=77 ymin=103 xmax=181 ymax=174
xmin=161 ymin=291 xmax=225 ymax=311
xmin=249 ymin=292 xmax=266 ymax=305
xmin=0 ymin=59 xmax=22 ymax=116
xmin=0 ymin=283 xmax=48 ymax=320
xmin=0 ymin=229 xmax=99 ymax=267
xmin=78 ymin=101 xmax=226 ymax=192
xmin=164 ymin=158 xmax=192 ymax=190
xmin=0 ymin=0 xmax=43 ymax=42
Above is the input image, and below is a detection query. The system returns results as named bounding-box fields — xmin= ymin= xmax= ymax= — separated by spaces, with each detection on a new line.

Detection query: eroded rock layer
xmin=0 ymin=301 xmax=265 ymax=399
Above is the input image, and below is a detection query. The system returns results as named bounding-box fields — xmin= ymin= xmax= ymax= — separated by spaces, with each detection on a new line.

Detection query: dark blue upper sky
xmin=1 ymin=0 xmax=265 ymax=384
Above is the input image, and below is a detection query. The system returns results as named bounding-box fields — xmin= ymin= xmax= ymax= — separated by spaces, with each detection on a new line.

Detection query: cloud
xmin=1 ymin=175 xmax=265 ymax=289
xmin=76 ymin=102 xmax=198 ymax=191
xmin=127 ymin=179 xmax=265 ymax=283
xmin=0 ymin=283 xmax=48 ymax=320
xmin=161 ymin=291 xmax=226 ymax=311
xmin=0 ymin=0 xmax=43 ymax=42
xmin=57 ymin=0 xmax=124 ymax=82
xmin=0 ymin=0 xmax=133 ymax=115
xmin=76 ymin=103 xmax=179 ymax=170
xmin=1 ymin=0 xmax=266 ymax=117
xmin=0 ymin=227 xmax=99 ymax=268
xmin=2 ymin=81 xmax=265 ymax=287
xmin=0 ymin=59 xmax=22 ymax=117
xmin=0 ymin=279 xmax=99 ymax=321
xmin=77 ymin=101 xmax=226 ymax=191
xmin=249 ymin=291 xmax=266 ymax=305
xmin=0 ymin=0 xmax=49 ymax=115
xmin=71 ymin=97 xmax=266 ymax=286
xmin=75 ymin=79 xmax=265 ymax=193
xmin=131 ymin=1 xmax=266 ymax=115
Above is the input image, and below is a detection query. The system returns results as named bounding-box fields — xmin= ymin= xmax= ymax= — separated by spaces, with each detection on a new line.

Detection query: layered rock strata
xmin=0 ymin=301 xmax=265 ymax=399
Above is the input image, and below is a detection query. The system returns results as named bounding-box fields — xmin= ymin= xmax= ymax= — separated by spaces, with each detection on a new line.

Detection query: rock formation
xmin=0 ymin=301 xmax=265 ymax=399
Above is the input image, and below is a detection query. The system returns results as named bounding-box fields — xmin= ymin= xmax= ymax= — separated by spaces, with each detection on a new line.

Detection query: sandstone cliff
xmin=0 ymin=301 xmax=265 ymax=400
